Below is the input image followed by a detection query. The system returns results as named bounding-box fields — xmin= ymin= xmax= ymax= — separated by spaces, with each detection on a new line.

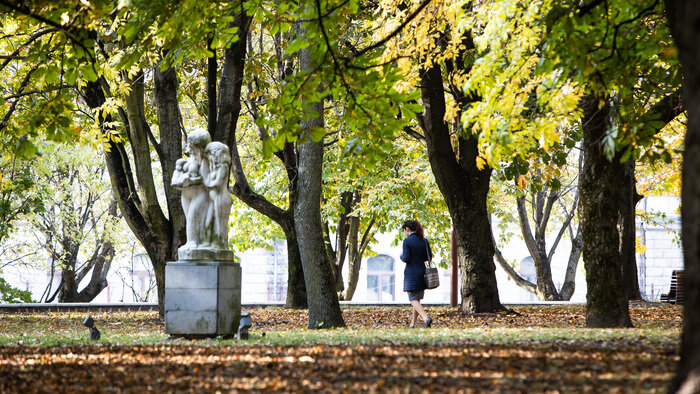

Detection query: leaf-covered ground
xmin=0 ymin=303 xmax=682 ymax=392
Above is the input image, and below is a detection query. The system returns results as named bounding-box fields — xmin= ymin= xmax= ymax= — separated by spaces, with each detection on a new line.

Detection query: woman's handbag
xmin=425 ymin=261 xmax=440 ymax=289
xmin=424 ymin=241 xmax=439 ymax=289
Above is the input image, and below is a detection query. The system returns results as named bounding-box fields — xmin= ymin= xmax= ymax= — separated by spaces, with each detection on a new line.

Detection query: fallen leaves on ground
xmin=0 ymin=303 xmax=682 ymax=393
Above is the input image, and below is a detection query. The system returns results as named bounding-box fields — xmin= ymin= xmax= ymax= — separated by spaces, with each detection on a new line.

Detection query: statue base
xmin=177 ymin=247 xmax=235 ymax=261
xmin=164 ymin=258 xmax=241 ymax=337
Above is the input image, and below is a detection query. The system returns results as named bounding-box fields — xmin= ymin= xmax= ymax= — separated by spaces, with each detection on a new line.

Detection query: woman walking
xmin=400 ymin=220 xmax=433 ymax=328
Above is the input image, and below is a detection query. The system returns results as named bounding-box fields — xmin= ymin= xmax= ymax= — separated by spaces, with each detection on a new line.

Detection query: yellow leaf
xmin=476 ymin=156 xmax=487 ymax=170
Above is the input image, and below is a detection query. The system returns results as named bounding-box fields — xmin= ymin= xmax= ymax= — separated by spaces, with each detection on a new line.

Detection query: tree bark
xmin=207 ymin=36 xmax=217 ymax=135
xmin=516 ymin=194 xmax=562 ymax=300
xmin=293 ymin=44 xmax=344 ymax=329
xmin=218 ymin=12 xmax=307 ymax=308
xmin=419 ymin=62 xmax=503 ymax=313
xmin=81 ymin=79 xmax=174 ymax=317
xmin=560 ymin=228 xmax=582 ymax=300
xmin=343 ymin=216 xmax=373 ymax=301
xmin=294 ymin=136 xmax=344 ymax=328
xmin=665 ymin=1 xmax=700 ymax=391
xmin=618 ymin=89 xmax=683 ymax=301
xmin=618 ymin=158 xmax=643 ymax=300
xmin=153 ymin=65 xmax=185 ymax=258
xmin=578 ymin=94 xmax=632 ymax=328
xmin=281 ymin=220 xmax=308 ymax=308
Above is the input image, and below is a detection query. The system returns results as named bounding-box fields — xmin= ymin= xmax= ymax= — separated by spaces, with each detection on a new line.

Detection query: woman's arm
xmin=400 ymin=238 xmax=410 ymax=263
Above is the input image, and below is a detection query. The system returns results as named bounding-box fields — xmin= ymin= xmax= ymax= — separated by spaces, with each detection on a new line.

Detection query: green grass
xmin=0 ymin=311 xmax=680 ymax=348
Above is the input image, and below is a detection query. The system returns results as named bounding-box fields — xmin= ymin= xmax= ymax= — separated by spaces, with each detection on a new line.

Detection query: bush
xmin=0 ymin=277 xmax=35 ymax=303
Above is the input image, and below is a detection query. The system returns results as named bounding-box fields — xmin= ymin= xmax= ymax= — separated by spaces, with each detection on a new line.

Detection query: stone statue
xmin=171 ymin=129 xmax=233 ymax=258
xmin=165 ymin=132 xmax=239 ymax=338
xmin=204 ymin=141 xmax=233 ymax=249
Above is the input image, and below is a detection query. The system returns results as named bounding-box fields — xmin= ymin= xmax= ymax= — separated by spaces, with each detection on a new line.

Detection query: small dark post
xmin=82 ymin=316 xmax=101 ymax=340
xmin=237 ymin=312 xmax=252 ymax=340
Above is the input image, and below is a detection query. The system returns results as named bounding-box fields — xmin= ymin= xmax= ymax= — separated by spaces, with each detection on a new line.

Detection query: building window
xmin=367 ymin=255 xmax=395 ymax=302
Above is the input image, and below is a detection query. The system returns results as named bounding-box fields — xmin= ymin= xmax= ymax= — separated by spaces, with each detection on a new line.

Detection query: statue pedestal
xmin=164 ymin=255 xmax=241 ymax=337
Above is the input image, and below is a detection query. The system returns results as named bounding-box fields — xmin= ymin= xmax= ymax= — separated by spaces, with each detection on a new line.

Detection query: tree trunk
xmin=578 ymin=94 xmax=632 ymax=328
xmin=216 ymin=12 xmax=308 ymax=308
xmin=516 ymin=195 xmax=561 ymax=300
xmin=665 ymin=1 xmax=700 ymax=391
xmin=618 ymin=90 xmax=682 ymax=302
xmin=57 ymin=241 xmax=79 ymax=303
xmin=343 ymin=218 xmax=373 ymax=301
xmin=619 ymin=158 xmax=643 ymax=300
xmin=294 ymin=136 xmax=344 ymax=328
xmin=419 ymin=62 xmax=503 ymax=313
xmin=280 ymin=218 xmax=308 ymax=308
xmin=344 ymin=253 xmax=362 ymax=301
xmin=153 ymin=66 xmax=185 ymax=258
xmin=560 ymin=228 xmax=582 ymax=300
xmin=292 ymin=42 xmax=344 ymax=328
xmin=325 ymin=191 xmax=352 ymax=294
xmin=75 ymin=241 xmax=114 ymax=302
xmin=81 ymin=79 xmax=173 ymax=317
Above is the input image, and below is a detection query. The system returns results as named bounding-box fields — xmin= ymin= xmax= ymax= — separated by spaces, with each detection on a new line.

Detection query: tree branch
xmin=348 ymin=0 xmax=432 ymax=60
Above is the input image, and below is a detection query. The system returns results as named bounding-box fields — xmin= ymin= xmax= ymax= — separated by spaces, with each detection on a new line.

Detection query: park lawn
xmin=0 ymin=304 xmax=681 ymax=392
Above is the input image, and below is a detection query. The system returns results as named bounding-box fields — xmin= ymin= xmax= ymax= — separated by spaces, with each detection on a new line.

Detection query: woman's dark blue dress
xmin=400 ymin=233 xmax=432 ymax=292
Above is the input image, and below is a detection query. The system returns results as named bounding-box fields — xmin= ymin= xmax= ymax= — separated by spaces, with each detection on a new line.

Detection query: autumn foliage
xmin=0 ymin=304 xmax=681 ymax=392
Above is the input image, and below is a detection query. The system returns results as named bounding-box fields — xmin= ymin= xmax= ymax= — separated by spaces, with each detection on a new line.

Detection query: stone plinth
xmin=165 ymin=259 xmax=241 ymax=337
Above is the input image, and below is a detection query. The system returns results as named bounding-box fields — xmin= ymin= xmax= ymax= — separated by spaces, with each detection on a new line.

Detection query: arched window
xmin=367 ymin=255 xmax=395 ymax=302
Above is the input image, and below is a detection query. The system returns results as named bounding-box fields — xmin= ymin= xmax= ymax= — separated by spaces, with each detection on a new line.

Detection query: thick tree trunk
xmin=292 ymin=42 xmax=344 ymax=328
xmin=294 ymin=136 xmax=344 ymax=328
xmin=665 ymin=2 xmax=700 ymax=391
xmin=56 ymin=238 xmax=114 ymax=303
xmin=420 ymin=63 xmax=503 ymax=313
xmin=619 ymin=158 xmax=643 ymax=300
xmin=578 ymin=94 xmax=632 ymax=328
xmin=153 ymin=66 xmax=185 ymax=258
xmin=57 ymin=242 xmax=79 ymax=303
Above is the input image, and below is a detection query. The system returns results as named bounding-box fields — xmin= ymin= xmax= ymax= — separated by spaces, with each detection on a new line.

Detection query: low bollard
xmin=237 ymin=312 xmax=252 ymax=340
xmin=82 ymin=316 xmax=101 ymax=340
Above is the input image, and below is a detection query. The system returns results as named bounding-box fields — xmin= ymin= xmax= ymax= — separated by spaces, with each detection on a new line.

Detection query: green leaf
xmin=285 ymin=39 xmax=311 ymax=55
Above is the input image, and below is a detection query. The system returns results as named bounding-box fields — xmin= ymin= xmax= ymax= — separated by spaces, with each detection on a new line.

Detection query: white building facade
xmin=2 ymin=197 xmax=683 ymax=304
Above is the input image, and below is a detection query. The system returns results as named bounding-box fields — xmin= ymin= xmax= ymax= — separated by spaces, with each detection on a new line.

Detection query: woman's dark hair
xmin=402 ymin=220 xmax=424 ymax=240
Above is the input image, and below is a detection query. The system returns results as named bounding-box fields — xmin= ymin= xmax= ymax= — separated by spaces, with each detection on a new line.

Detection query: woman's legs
xmin=410 ymin=300 xmax=428 ymax=321
xmin=410 ymin=308 xmax=418 ymax=327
